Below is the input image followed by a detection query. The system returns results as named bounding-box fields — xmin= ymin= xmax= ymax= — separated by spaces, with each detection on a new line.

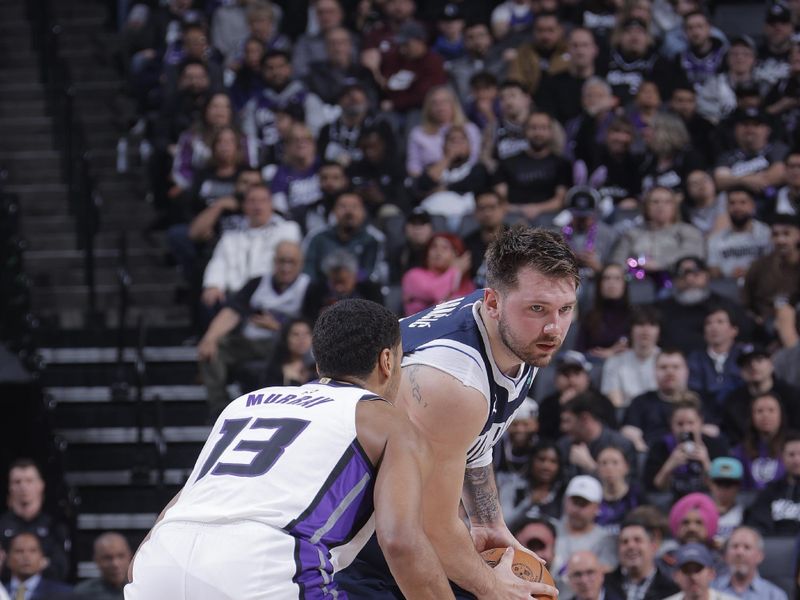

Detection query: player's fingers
xmin=527 ymin=582 xmax=558 ymax=598
xmin=498 ymin=546 xmax=515 ymax=567
xmin=514 ymin=544 xmax=546 ymax=564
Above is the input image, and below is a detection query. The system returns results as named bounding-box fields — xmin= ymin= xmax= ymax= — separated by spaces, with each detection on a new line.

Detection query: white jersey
xmin=136 ymin=380 xmax=380 ymax=597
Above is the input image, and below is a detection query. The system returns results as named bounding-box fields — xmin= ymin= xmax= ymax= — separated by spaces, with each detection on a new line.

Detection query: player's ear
xmin=378 ymin=347 xmax=393 ymax=379
xmin=483 ymin=287 xmax=500 ymax=317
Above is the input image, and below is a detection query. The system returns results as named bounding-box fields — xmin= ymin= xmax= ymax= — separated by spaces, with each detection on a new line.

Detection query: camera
xmin=678 ymin=431 xmax=696 ymax=453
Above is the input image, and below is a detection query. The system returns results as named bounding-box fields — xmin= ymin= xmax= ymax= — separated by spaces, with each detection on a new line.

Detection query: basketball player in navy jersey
xmin=337 ymin=227 xmax=577 ymax=599
xmin=126 ymin=300 xmax=483 ymax=599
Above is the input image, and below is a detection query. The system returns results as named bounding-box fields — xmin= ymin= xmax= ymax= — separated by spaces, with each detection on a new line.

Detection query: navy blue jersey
xmin=400 ymin=291 xmax=538 ymax=468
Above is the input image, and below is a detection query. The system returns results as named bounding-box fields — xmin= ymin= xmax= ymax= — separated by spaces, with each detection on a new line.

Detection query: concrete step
xmin=0 ymin=99 xmax=47 ymax=117
xmin=0 ymin=117 xmax=55 ymax=134
xmin=32 ymin=263 xmax=176 ymax=287
xmin=0 ymin=132 xmax=54 ymax=151
xmin=41 ymin=345 xmax=198 ymax=365
xmin=47 ymin=384 xmax=236 ymax=404
xmin=23 ymin=245 xmax=165 ymax=269
xmin=24 ymin=228 xmax=163 ymax=252
xmin=31 ymin=282 xmax=178 ymax=311
xmin=6 ymin=168 xmax=61 ymax=184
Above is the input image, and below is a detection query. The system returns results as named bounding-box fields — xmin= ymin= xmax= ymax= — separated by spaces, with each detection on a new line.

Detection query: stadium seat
xmin=760 ymin=536 xmax=796 ymax=597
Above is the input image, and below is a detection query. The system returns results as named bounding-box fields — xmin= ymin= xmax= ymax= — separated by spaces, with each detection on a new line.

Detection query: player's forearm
xmin=381 ymin=529 xmax=456 ymax=600
xmin=462 ymin=464 xmax=506 ymax=528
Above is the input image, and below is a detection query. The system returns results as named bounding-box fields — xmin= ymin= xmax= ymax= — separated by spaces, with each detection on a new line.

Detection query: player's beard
xmin=497 ymin=312 xmax=563 ymax=367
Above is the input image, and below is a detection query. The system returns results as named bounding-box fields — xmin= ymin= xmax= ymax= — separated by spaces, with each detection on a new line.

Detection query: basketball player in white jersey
xmin=337 ymin=227 xmax=577 ymax=599
xmin=125 ymin=300 xmax=465 ymax=599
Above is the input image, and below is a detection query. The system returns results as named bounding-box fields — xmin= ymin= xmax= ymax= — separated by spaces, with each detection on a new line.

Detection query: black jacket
xmin=604 ymin=565 xmax=679 ymax=600
xmin=745 ymin=474 xmax=800 ymax=535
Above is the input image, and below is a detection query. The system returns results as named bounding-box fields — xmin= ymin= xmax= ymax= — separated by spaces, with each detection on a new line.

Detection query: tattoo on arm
xmin=406 ymin=365 xmax=428 ymax=408
xmin=462 ymin=465 xmax=501 ymax=525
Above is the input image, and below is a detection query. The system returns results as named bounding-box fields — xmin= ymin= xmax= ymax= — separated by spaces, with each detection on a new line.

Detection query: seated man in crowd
xmin=665 ymin=543 xmax=737 ymax=600
xmin=745 ymin=431 xmax=800 ymax=535
xmin=0 ymin=460 xmax=69 ymax=581
xmin=567 ymin=550 xmax=615 ymax=600
xmin=712 ymin=526 xmax=787 ymax=600
xmin=72 ymin=532 xmax=132 ymax=600
xmin=708 ymin=457 xmax=746 ymax=543
xmin=3 ymin=533 xmax=72 ymax=600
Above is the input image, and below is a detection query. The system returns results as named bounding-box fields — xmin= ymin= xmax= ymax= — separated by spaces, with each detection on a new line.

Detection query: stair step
xmin=0 ymin=118 xmax=55 ymax=133
xmin=62 ymin=441 xmax=204 ymax=471
xmin=77 ymin=513 xmax=157 ymax=531
xmin=7 ymin=168 xmax=61 ymax=184
xmin=66 ymin=468 xmax=189 ymax=487
xmin=54 ymin=401 xmax=210 ymax=428
xmin=48 ymin=384 xmax=235 ymax=403
xmin=31 ymin=263 xmax=174 ymax=287
xmin=41 ymin=345 xmax=199 ymax=364
xmin=0 ymin=132 xmax=54 ymax=150
xmin=31 ymin=282 xmax=178 ymax=311
xmin=57 ymin=426 xmax=211 ymax=444
xmin=24 ymin=246 xmax=165 ymax=269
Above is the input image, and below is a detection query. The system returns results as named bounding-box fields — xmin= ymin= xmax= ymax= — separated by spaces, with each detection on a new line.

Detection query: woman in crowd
xmin=405 ymin=85 xmax=481 ymax=177
xmin=731 ymin=393 xmax=787 ymax=490
xmin=576 ymin=263 xmax=631 ymax=360
xmin=639 ymin=111 xmax=704 ymax=197
xmin=502 ymin=441 xmax=565 ymax=532
xmin=262 ymin=319 xmax=316 ymax=387
xmin=401 ymin=232 xmax=475 ymax=316
xmin=683 ymin=169 xmax=728 ymax=238
xmin=596 ymin=445 xmax=641 ymax=533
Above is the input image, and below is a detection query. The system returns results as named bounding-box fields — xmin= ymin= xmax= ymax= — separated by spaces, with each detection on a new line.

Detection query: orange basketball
xmin=481 ymin=548 xmax=557 ymax=599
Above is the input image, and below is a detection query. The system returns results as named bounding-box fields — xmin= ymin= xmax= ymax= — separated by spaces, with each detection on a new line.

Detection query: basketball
xmin=481 ymin=548 xmax=557 ymax=599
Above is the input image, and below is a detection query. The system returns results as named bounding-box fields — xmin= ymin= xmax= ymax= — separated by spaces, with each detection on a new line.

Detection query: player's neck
xmin=478 ymin=303 xmax=524 ymax=376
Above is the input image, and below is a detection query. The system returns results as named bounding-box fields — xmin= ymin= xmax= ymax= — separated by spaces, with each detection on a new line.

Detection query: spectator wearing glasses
xmin=707 ymin=457 xmax=746 ymax=543
xmin=568 ymin=550 xmax=619 ymax=600
xmin=664 ymin=543 xmax=737 ymax=600
xmin=711 ymin=526 xmax=788 ymax=600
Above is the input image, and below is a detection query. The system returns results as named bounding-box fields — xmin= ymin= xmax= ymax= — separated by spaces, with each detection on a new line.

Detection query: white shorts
xmin=124 ymin=520 xmax=308 ymax=600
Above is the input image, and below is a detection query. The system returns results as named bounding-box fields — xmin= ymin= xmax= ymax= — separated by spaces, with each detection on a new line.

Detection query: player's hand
xmin=471 ymin=523 xmax=545 ymax=564
xmin=487 ymin=547 xmax=557 ymax=600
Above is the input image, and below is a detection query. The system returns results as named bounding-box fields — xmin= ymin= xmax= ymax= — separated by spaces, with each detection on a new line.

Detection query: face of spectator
xmin=771 ymin=224 xmax=800 ymax=257
xmin=180 ymin=64 xmax=210 ymax=94
xmin=560 ymin=410 xmax=577 ymax=437
xmin=287 ymin=321 xmax=313 ymax=357
xmin=734 ymin=121 xmax=769 ymax=153
xmin=327 ymin=266 xmax=358 ymax=295
xmin=765 ymin=18 xmax=794 ymax=48
xmin=740 ymin=356 xmax=773 ymax=385
xmin=399 ymin=38 xmax=427 ymax=59
xmin=273 ymin=242 xmax=303 ymax=286
xmin=686 ymin=170 xmax=715 ymax=203
xmin=531 ymin=447 xmax=560 ymax=484
xmin=597 ymin=447 xmax=629 ymax=484
xmin=236 ymin=170 xmax=263 ymax=196
xmin=631 ymin=321 xmax=659 ymax=351
xmin=635 ymin=81 xmax=660 ymax=110
xmin=249 ymin=14 xmax=274 ymax=41
xmin=709 ymin=477 xmax=740 ymax=507
xmin=319 ymin=165 xmax=348 ymax=196
xmin=95 ymin=535 xmax=132 ymax=589
xmin=674 ymin=260 xmax=709 ymax=293
xmin=568 ymin=551 xmax=604 ymax=600
xmin=606 ymin=127 xmax=632 ymax=154
xmin=534 ymin=16 xmax=562 ymax=52
xmin=619 ymin=525 xmax=657 ymax=575
xmin=287 ymin=126 xmax=316 ymax=165
xmin=677 ymin=509 xmax=708 ymax=543
xmin=671 ymin=407 xmax=702 ymax=439
xmin=599 ymin=264 xmax=625 ymax=300
xmin=674 ymin=561 xmax=715 ymax=598
xmin=333 ymin=193 xmax=366 ymax=231
xmin=555 ymin=366 xmax=591 ymax=395
xmin=427 ymin=236 xmax=459 ymax=272
xmin=499 ymin=86 xmax=530 ymax=121
xmin=620 ymin=25 xmax=650 ymax=56
xmin=326 ymin=28 xmax=353 ymax=66
xmin=7 ymin=534 xmax=46 ymax=580
xmin=725 ymin=528 xmax=763 ymax=578
xmin=428 ymin=89 xmax=455 ymax=125
xmin=507 ymin=416 xmax=538 ymax=448
xmin=525 ymin=113 xmax=552 ymax=151
xmin=670 ymin=89 xmax=696 ymax=119
xmin=464 ymin=24 xmax=491 ymax=56
xmin=726 ymin=44 xmax=755 ymax=75
xmin=656 ymin=353 xmax=689 ymax=394
xmin=673 ymin=0 xmax=700 ymax=17
xmin=385 ymin=0 xmax=415 ymax=22
xmin=703 ymin=310 xmax=737 ymax=349
xmin=438 ymin=18 xmax=464 ymax=41
xmin=359 ymin=132 xmax=387 ymax=164
xmin=565 ymin=495 xmax=599 ymax=531
xmin=183 ymin=27 xmax=208 ymax=59
xmin=243 ymin=187 xmax=273 ymax=227
xmin=8 ymin=466 xmax=44 ymax=520
xmin=205 ymin=94 xmax=232 ymax=128
xmin=645 ymin=188 xmax=677 ymax=226
xmin=444 ymin=128 xmax=470 ymax=160
xmin=684 ymin=14 xmax=711 ymax=48
xmin=785 ymin=154 xmax=800 ymax=188
xmin=316 ymin=0 xmax=343 ymax=30
xmin=263 ymin=55 xmax=292 ymax=89
xmin=515 ymin=522 xmax=556 ymax=565
xmin=783 ymin=441 xmax=800 ymax=477
xmin=475 ymin=194 xmax=506 ymax=228
xmin=726 ymin=191 xmax=754 ymax=228
xmin=243 ymin=38 xmax=265 ymax=70
xmin=405 ymin=220 xmax=433 ymax=247
xmin=752 ymin=395 xmax=782 ymax=437
xmin=582 ymin=81 xmax=612 ymax=116
xmin=213 ymin=129 xmax=238 ymax=166
xmin=568 ymin=29 xmax=598 ymax=70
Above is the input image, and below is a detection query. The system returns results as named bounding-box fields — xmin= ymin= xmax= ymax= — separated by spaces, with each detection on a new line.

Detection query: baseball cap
xmin=766 ymin=1 xmax=792 ymax=23
xmin=513 ymin=397 xmax=538 ymax=421
xmin=736 ymin=343 xmax=770 ymax=367
xmin=406 ymin=207 xmax=432 ymax=225
xmin=709 ymin=457 xmax=743 ymax=481
xmin=566 ymin=186 xmax=600 ymax=216
xmin=438 ymin=3 xmax=464 ymax=21
xmin=733 ymin=81 xmax=761 ymax=98
xmin=565 ymin=475 xmax=603 ymax=504
xmin=733 ymin=106 xmax=769 ymax=125
xmin=675 ymin=543 xmax=714 ymax=569
xmin=770 ymin=213 xmax=800 ymax=228
xmin=621 ymin=17 xmax=648 ymax=31
xmin=729 ymin=34 xmax=757 ymax=52
xmin=556 ymin=350 xmax=592 ymax=373
xmin=395 ymin=21 xmax=428 ymax=44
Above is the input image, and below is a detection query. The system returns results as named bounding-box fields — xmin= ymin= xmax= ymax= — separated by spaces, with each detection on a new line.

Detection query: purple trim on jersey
xmin=288 ymin=443 xmax=375 ymax=596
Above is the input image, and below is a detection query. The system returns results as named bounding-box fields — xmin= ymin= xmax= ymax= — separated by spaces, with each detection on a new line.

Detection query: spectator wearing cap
xmin=602 ymin=306 xmax=661 ymax=409
xmin=375 ymin=20 xmax=449 ymax=115
xmin=300 ymin=249 xmax=384 ymax=324
xmin=494 ymin=111 xmax=573 ymax=225
xmin=755 ymin=2 xmax=794 ymax=91
xmin=495 ymin=396 xmax=539 ymax=478
xmin=731 ymin=393 xmax=789 ymax=491
xmin=538 ymin=350 xmax=618 ymax=442
xmin=654 ymin=256 xmax=751 ymax=355
xmin=405 ymin=85 xmax=482 ymax=177
xmin=765 ymin=46 xmax=800 ymax=149
xmin=713 ymin=526 xmax=788 ymax=600
xmin=446 ymin=22 xmax=507 ymax=106
xmin=430 ymin=3 xmax=465 ymax=61
xmin=722 ymin=346 xmax=800 ymax=446
xmin=665 ymin=543 xmax=737 ymax=600
xmin=645 ymin=398 xmax=729 ymax=497
xmin=622 ymin=349 xmax=691 ymax=452
xmin=707 ymin=187 xmax=772 ymax=280
xmin=745 ymin=431 xmax=800 ymax=535
xmin=360 ymin=0 xmax=416 ymax=58
xmin=557 ymin=186 xmax=618 ymax=279
xmin=605 ymin=17 xmax=687 ymax=106
xmin=507 ymin=12 xmax=570 ymax=97
xmin=712 ymin=82 xmax=766 ymax=157
xmin=669 ymin=493 xmax=721 ymax=549
xmin=553 ymin=475 xmax=618 ymax=576
xmin=575 ymin=262 xmax=629 ymax=361
xmin=687 ymin=306 xmax=746 ymax=424
xmin=480 ymin=80 xmax=532 ymax=170
xmin=400 ymin=232 xmax=474 ymax=316
xmin=708 ymin=457 xmax=746 ymax=542
xmin=713 ymin=108 xmax=788 ymax=207
xmin=603 ymin=520 xmax=680 ymax=600
xmin=772 ymin=150 xmax=800 ymax=219
xmin=743 ymin=214 xmax=800 ymax=331
xmin=558 ymin=393 xmax=638 ymax=480
xmin=292 ymin=0 xmax=345 ymax=78
xmin=463 ymin=191 xmax=510 ymax=287
xmin=302 ymin=191 xmax=387 ymax=285
xmin=305 ymin=29 xmax=379 ymax=107
xmin=536 ymin=28 xmax=601 ymax=126
xmin=387 ymin=208 xmax=434 ymax=284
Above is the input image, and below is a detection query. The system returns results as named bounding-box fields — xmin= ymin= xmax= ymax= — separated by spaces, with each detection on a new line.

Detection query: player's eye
xmin=530 ymin=305 xmax=544 ymax=313
xmin=559 ymin=305 xmax=574 ymax=314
